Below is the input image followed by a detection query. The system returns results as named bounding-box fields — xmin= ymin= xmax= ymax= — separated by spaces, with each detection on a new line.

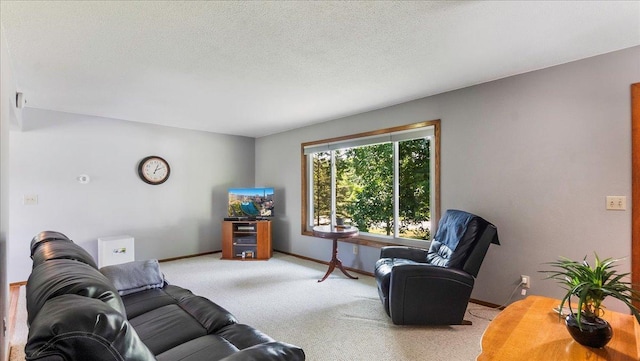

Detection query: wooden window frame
xmin=300 ymin=120 xmax=441 ymax=248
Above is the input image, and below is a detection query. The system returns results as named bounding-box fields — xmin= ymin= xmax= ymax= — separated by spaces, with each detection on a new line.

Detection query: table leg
xmin=318 ymin=238 xmax=359 ymax=282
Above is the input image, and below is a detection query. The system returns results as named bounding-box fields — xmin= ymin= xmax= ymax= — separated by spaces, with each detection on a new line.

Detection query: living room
xmin=1 ymin=2 xmax=639 ymax=361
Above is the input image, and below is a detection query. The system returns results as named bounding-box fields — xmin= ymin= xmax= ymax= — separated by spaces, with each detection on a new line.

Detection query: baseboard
xmin=469 ymin=298 xmax=503 ymax=310
xmin=158 ymin=251 xmax=219 ymax=263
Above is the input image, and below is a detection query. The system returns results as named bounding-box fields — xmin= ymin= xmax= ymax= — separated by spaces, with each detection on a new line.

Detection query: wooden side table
xmin=312 ymin=225 xmax=359 ymax=282
xmin=478 ymin=295 xmax=639 ymax=361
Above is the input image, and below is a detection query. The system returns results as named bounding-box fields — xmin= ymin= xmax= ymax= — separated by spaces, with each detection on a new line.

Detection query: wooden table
xmin=312 ymin=225 xmax=359 ymax=282
xmin=478 ymin=295 xmax=640 ymax=361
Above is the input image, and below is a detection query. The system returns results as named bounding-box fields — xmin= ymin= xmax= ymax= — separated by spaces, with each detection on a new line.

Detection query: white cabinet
xmin=98 ymin=235 xmax=135 ymax=267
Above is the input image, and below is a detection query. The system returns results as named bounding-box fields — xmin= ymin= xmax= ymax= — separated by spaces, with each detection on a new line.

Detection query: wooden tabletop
xmin=477 ymin=295 xmax=640 ymax=361
xmin=312 ymin=225 xmax=359 ymax=239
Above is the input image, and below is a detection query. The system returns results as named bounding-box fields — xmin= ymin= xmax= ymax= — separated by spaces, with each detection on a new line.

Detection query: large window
xmin=301 ymin=120 xmax=440 ymax=246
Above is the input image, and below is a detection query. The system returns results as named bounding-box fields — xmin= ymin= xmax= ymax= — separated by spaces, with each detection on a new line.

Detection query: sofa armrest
xmin=380 ymin=246 xmax=428 ymax=263
xmin=388 ymin=264 xmax=474 ymax=325
xmin=26 ymin=294 xmax=155 ymax=361
xmin=27 ymin=259 xmax=127 ymax=325
xmin=218 ymin=342 xmax=305 ymax=361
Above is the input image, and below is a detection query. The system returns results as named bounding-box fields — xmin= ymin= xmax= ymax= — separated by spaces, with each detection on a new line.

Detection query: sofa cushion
xmin=156 ymin=335 xmax=239 ymax=361
xmin=100 ymin=259 xmax=165 ymax=295
xmin=121 ymin=286 xmax=182 ymax=319
xmin=129 ymin=304 xmax=208 ymax=355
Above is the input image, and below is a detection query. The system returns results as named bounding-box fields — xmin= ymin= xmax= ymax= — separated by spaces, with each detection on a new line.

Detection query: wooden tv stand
xmin=478 ymin=295 xmax=639 ymax=361
xmin=222 ymin=220 xmax=272 ymax=260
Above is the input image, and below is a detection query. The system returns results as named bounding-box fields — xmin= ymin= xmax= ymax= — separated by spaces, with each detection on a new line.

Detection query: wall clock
xmin=138 ymin=156 xmax=170 ymax=185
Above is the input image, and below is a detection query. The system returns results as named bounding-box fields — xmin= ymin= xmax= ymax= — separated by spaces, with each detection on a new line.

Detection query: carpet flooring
xmin=10 ymin=252 xmax=501 ymax=360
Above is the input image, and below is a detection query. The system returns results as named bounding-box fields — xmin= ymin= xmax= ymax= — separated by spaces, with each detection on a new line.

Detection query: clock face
xmin=138 ymin=156 xmax=170 ymax=185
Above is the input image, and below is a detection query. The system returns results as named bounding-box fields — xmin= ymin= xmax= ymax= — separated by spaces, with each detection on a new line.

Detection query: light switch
xmin=23 ymin=194 xmax=38 ymax=205
xmin=606 ymin=196 xmax=626 ymax=211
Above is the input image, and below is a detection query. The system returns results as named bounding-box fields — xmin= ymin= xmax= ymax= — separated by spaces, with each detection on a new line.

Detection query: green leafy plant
xmin=540 ymin=254 xmax=640 ymax=329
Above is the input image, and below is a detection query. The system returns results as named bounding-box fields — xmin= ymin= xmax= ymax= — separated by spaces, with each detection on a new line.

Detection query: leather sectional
xmin=25 ymin=231 xmax=305 ymax=361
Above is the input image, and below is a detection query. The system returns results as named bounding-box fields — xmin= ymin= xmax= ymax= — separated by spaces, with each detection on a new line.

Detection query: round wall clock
xmin=138 ymin=156 xmax=170 ymax=185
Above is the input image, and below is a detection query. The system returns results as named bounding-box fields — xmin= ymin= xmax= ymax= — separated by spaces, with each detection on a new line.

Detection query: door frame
xmin=632 ymin=83 xmax=639 ymax=309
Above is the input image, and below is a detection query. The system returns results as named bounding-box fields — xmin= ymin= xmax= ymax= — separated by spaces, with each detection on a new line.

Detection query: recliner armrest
xmin=388 ymin=263 xmax=475 ymax=325
xmin=390 ymin=263 xmax=474 ymax=284
xmin=380 ymin=246 xmax=428 ymax=263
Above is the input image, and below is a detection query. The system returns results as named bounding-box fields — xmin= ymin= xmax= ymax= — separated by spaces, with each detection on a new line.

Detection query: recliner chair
xmin=374 ymin=209 xmax=500 ymax=325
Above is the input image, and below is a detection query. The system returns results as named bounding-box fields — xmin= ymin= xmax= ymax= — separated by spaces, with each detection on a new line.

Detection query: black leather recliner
xmin=374 ymin=209 xmax=500 ymax=325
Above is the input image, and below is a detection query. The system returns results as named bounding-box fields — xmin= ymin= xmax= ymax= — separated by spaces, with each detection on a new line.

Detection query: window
xmin=301 ymin=120 xmax=440 ymax=247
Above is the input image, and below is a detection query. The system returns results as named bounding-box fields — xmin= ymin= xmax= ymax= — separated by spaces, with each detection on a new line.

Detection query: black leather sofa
xmin=25 ymin=231 xmax=305 ymax=361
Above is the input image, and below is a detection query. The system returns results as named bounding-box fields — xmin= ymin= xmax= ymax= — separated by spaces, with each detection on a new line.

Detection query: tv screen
xmin=228 ymin=187 xmax=274 ymax=218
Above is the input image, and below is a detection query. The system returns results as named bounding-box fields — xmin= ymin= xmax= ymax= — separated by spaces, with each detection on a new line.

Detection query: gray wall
xmin=1 ymin=27 xmax=10 ymax=361
xmin=256 ymin=46 xmax=640 ymax=310
xmin=8 ymin=109 xmax=255 ymax=283
xmin=0 ymin=25 xmax=20 ymax=361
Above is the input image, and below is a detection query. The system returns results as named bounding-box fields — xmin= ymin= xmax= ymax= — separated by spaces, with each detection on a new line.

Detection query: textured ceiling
xmin=1 ymin=1 xmax=639 ymax=138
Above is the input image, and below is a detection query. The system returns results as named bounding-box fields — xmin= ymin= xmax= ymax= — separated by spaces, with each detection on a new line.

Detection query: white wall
xmin=256 ymin=46 xmax=640 ymax=309
xmin=8 ymin=109 xmax=255 ymax=283
xmin=0 ymin=24 xmax=16 ymax=361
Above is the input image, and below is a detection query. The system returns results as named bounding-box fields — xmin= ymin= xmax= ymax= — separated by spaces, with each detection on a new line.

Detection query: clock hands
xmin=153 ymin=164 xmax=165 ymax=174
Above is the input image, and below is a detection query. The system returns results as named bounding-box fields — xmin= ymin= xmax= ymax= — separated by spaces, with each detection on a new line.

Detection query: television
xmin=227 ymin=187 xmax=275 ymax=218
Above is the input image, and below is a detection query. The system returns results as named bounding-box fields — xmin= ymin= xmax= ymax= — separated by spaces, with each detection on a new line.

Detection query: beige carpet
xmin=10 ymin=252 xmax=500 ymax=360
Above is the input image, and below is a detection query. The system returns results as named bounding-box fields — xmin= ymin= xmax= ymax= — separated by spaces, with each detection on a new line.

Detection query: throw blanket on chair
xmin=426 ymin=210 xmax=475 ymax=268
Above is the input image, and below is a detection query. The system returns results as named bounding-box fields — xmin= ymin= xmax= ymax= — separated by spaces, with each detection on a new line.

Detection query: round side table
xmin=312 ymin=225 xmax=359 ymax=282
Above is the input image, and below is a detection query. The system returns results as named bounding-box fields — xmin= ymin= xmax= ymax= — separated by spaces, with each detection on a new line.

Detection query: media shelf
xmin=222 ymin=220 xmax=272 ymax=260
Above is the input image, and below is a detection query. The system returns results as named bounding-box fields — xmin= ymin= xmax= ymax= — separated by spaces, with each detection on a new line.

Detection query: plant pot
xmin=565 ymin=313 xmax=613 ymax=348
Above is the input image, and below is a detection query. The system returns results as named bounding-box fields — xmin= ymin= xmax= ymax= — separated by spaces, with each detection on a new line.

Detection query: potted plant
xmin=541 ymin=254 xmax=640 ymax=348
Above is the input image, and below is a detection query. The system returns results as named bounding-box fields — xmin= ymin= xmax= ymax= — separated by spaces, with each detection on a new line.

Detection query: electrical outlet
xmin=352 ymin=245 xmax=358 ymax=255
xmin=521 ymin=275 xmax=531 ymax=289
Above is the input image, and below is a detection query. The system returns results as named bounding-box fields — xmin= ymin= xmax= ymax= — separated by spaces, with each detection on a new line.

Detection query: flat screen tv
xmin=228 ymin=187 xmax=274 ymax=218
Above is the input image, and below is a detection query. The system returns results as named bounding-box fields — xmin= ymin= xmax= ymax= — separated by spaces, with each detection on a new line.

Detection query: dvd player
xmin=224 ymin=216 xmax=268 ymax=221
